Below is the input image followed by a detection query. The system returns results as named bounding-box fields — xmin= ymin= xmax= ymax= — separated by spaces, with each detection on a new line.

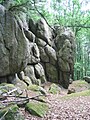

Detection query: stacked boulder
xmin=0 ymin=4 xmax=75 ymax=88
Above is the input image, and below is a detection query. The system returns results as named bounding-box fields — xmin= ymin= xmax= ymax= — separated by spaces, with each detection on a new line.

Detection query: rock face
xmin=0 ymin=4 xmax=75 ymax=88
xmin=0 ymin=5 xmax=29 ymax=76
xmin=56 ymin=27 xmax=75 ymax=88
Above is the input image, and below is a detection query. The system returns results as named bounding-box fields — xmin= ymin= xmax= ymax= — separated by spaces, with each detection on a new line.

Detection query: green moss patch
xmin=25 ymin=101 xmax=48 ymax=117
xmin=28 ymin=85 xmax=39 ymax=91
xmin=62 ymin=89 xmax=90 ymax=100
xmin=0 ymin=83 xmax=22 ymax=96
xmin=48 ymin=83 xmax=61 ymax=94
xmin=0 ymin=104 xmax=24 ymax=120
xmin=68 ymin=80 xmax=90 ymax=92
xmin=27 ymin=85 xmax=47 ymax=95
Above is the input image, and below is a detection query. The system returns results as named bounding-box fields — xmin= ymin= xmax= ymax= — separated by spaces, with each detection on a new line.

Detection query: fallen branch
xmin=2 ymin=94 xmax=47 ymax=104
xmin=0 ymin=88 xmax=18 ymax=100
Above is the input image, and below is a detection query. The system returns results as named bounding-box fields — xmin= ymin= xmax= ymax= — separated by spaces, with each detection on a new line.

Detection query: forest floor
xmin=20 ymin=82 xmax=90 ymax=120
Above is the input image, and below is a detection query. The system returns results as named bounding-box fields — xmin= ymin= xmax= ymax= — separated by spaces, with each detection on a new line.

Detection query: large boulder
xmin=28 ymin=43 xmax=40 ymax=64
xmin=0 ymin=5 xmax=76 ymax=89
xmin=0 ymin=5 xmax=29 ymax=77
xmin=83 ymin=76 xmax=90 ymax=83
xmin=56 ymin=27 xmax=75 ymax=88
xmin=36 ymin=19 xmax=53 ymax=46
xmin=34 ymin=63 xmax=46 ymax=83
xmin=38 ymin=46 xmax=49 ymax=63
xmin=45 ymin=63 xmax=58 ymax=83
xmin=0 ymin=104 xmax=24 ymax=120
xmin=25 ymin=101 xmax=48 ymax=117
xmin=45 ymin=45 xmax=57 ymax=65
xmin=24 ymin=65 xmax=40 ymax=85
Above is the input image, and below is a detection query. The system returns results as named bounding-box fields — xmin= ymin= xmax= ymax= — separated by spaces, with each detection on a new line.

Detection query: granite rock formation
xmin=0 ymin=4 xmax=75 ymax=88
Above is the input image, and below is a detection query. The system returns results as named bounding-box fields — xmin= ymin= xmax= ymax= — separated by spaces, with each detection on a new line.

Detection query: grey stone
xmin=45 ymin=45 xmax=57 ymax=65
xmin=55 ymin=28 xmax=75 ymax=88
xmin=0 ymin=104 xmax=24 ymax=120
xmin=28 ymin=43 xmax=40 ymax=64
xmin=24 ymin=29 xmax=35 ymax=42
xmin=34 ymin=63 xmax=46 ymax=83
xmin=58 ymin=58 xmax=70 ymax=72
xmin=18 ymin=71 xmax=32 ymax=85
xmin=0 ymin=8 xmax=30 ymax=77
xmin=45 ymin=63 xmax=58 ymax=83
xmin=39 ymin=47 xmax=49 ymax=63
xmin=24 ymin=65 xmax=40 ymax=85
xmin=83 ymin=76 xmax=90 ymax=83
xmin=0 ymin=4 xmax=5 ymax=17
xmin=35 ymin=37 xmax=47 ymax=47
xmin=29 ymin=18 xmax=36 ymax=34
xmin=36 ymin=18 xmax=53 ymax=45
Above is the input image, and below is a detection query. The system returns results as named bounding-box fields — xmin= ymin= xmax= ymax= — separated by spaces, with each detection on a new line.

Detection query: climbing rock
xmin=34 ymin=63 xmax=46 ymax=83
xmin=28 ymin=43 xmax=40 ymax=64
xmin=12 ymin=75 xmax=27 ymax=90
xmin=24 ymin=65 xmax=40 ymax=85
xmin=0 ymin=5 xmax=29 ymax=77
xmin=18 ymin=71 xmax=32 ymax=86
xmin=39 ymin=47 xmax=49 ymax=62
xmin=36 ymin=18 xmax=53 ymax=46
xmin=35 ymin=37 xmax=47 ymax=47
xmin=45 ymin=63 xmax=58 ymax=83
xmin=29 ymin=18 xmax=36 ymax=34
xmin=24 ymin=29 xmax=35 ymax=42
xmin=45 ymin=45 xmax=57 ymax=65
xmin=55 ymin=27 xmax=75 ymax=88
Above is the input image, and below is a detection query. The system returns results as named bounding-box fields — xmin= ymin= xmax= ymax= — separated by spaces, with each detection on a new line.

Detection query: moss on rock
xmin=0 ymin=83 xmax=22 ymax=96
xmin=27 ymin=84 xmax=47 ymax=95
xmin=48 ymin=83 xmax=61 ymax=94
xmin=0 ymin=104 xmax=24 ymax=120
xmin=62 ymin=89 xmax=90 ymax=100
xmin=68 ymin=80 xmax=90 ymax=93
xmin=25 ymin=101 xmax=48 ymax=117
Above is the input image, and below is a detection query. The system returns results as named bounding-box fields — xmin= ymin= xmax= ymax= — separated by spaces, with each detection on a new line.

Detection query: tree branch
xmin=32 ymin=0 xmax=55 ymax=33
xmin=65 ymin=25 xmax=90 ymax=28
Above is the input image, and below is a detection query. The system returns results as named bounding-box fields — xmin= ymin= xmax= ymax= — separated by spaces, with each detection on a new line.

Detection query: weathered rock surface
xmin=34 ymin=63 xmax=46 ymax=83
xmin=0 ymin=104 xmax=24 ymax=120
xmin=36 ymin=18 xmax=53 ymax=46
xmin=45 ymin=63 xmax=58 ymax=83
xmin=48 ymin=83 xmax=61 ymax=94
xmin=56 ymin=27 xmax=75 ymax=88
xmin=25 ymin=101 xmax=48 ymax=117
xmin=68 ymin=80 xmax=90 ymax=93
xmin=0 ymin=4 xmax=75 ymax=89
xmin=83 ymin=76 xmax=90 ymax=83
xmin=0 ymin=5 xmax=29 ymax=76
